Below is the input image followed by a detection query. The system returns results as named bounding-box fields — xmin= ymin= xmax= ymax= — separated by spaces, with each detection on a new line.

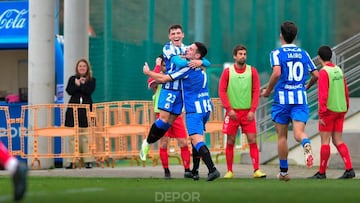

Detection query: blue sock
xmin=195 ymin=142 xmax=205 ymax=152
xmin=301 ymin=138 xmax=311 ymax=147
xmin=279 ymin=159 xmax=288 ymax=169
xmin=154 ymin=119 xmax=171 ymax=131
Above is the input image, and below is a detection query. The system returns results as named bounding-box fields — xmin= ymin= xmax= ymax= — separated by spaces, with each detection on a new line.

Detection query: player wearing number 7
xmin=143 ymin=42 xmax=220 ymax=181
xmin=261 ymin=21 xmax=319 ymax=181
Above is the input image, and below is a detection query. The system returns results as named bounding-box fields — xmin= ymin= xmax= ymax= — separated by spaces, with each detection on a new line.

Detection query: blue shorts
xmin=158 ymin=89 xmax=183 ymax=115
xmin=271 ymin=103 xmax=309 ymax=124
xmin=185 ymin=112 xmax=210 ymax=136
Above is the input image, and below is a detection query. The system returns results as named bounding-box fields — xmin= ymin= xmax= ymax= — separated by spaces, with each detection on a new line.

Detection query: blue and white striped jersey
xmin=162 ymin=41 xmax=187 ymax=90
xmin=170 ymin=67 xmax=213 ymax=113
xmin=270 ymin=44 xmax=317 ymax=104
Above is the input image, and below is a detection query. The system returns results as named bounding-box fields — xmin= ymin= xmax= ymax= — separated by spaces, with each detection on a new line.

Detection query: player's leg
xmin=334 ymin=135 xmax=355 ymax=179
xmin=171 ymin=115 xmax=191 ymax=177
xmin=187 ymin=112 xmax=220 ymax=181
xmin=177 ymin=137 xmax=192 ymax=178
xmin=309 ymin=112 xmax=334 ymax=179
xmin=147 ymin=110 xmax=172 ymax=144
xmin=224 ymin=134 xmax=236 ymax=178
xmin=140 ymin=111 xmax=172 ymax=160
xmin=240 ymin=110 xmax=266 ymax=178
xmin=140 ymin=90 xmax=182 ymax=161
xmin=159 ymin=136 xmax=171 ymax=179
xmin=275 ymin=122 xmax=290 ymax=181
xmin=191 ymin=135 xmax=220 ymax=181
xmin=292 ymin=104 xmax=313 ymax=168
xmin=332 ymin=113 xmax=355 ymax=179
xmin=308 ymin=131 xmax=331 ymax=179
xmin=0 ymin=142 xmax=27 ymax=201
xmin=272 ymin=103 xmax=291 ymax=181
xmin=246 ymin=133 xmax=266 ymax=178
xmin=191 ymin=144 xmax=201 ymax=180
xmin=292 ymin=120 xmax=313 ymax=168
xmin=222 ymin=113 xmax=239 ymax=178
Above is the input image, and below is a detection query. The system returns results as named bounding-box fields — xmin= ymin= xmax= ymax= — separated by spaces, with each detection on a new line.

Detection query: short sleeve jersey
xmin=269 ymin=44 xmax=317 ymax=104
xmin=170 ymin=67 xmax=213 ymax=113
xmin=162 ymin=41 xmax=187 ymax=90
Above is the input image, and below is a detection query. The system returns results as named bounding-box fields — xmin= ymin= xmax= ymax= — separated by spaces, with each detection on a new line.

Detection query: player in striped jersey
xmin=261 ymin=21 xmax=319 ymax=181
xmin=147 ymin=56 xmax=192 ymax=179
xmin=143 ymin=42 xmax=220 ymax=181
xmin=140 ymin=24 xmax=209 ymax=162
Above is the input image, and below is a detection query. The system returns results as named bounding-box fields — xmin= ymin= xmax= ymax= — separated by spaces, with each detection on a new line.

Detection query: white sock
xmin=5 ymin=157 xmax=18 ymax=174
xmin=280 ymin=171 xmax=288 ymax=176
xmin=143 ymin=139 xmax=150 ymax=146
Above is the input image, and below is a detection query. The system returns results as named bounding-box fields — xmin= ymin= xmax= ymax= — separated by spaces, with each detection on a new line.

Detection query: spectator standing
xmin=65 ymin=58 xmax=96 ymax=169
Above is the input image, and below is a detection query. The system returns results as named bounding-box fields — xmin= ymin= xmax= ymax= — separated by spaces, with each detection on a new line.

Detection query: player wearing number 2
xmin=143 ymin=42 xmax=220 ymax=181
xmin=261 ymin=21 xmax=319 ymax=181
xmin=139 ymin=25 xmax=209 ymax=162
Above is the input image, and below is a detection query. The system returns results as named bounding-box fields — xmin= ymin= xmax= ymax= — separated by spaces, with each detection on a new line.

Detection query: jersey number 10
xmin=287 ymin=61 xmax=304 ymax=81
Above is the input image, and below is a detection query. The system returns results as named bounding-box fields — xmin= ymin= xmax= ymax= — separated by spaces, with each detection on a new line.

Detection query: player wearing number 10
xmin=261 ymin=21 xmax=319 ymax=181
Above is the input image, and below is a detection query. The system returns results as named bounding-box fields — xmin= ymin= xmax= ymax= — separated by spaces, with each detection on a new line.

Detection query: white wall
xmin=0 ymin=50 xmax=28 ymax=99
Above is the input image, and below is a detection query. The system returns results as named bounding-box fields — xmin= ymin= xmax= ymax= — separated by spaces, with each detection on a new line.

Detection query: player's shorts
xmin=271 ymin=103 xmax=309 ymax=124
xmin=155 ymin=113 xmax=187 ymax=138
xmin=318 ymin=111 xmax=346 ymax=132
xmin=185 ymin=112 xmax=210 ymax=136
xmin=158 ymin=89 xmax=183 ymax=115
xmin=222 ymin=109 xmax=257 ymax=135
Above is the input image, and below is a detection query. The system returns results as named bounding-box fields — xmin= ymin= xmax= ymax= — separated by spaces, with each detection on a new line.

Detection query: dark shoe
xmin=338 ymin=169 xmax=355 ymax=179
xmin=65 ymin=163 xmax=76 ymax=169
xmin=308 ymin=172 xmax=326 ymax=179
xmin=184 ymin=170 xmax=193 ymax=178
xmin=192 ymin=170 xmax=200 ymax=181
xmin=164 ymin=168 xmax=171 ymax=179
xmin=13 ymin=162 xmax=28 ymax=201
xmin=85 ymin=162 xmax=93 ymax=169
xmin=206 ymin=169 xmax=220 ymax=181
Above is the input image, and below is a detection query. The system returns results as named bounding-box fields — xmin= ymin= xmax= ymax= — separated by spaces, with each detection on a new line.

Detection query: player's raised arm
xmin=143 ymin=62 xmax=172 ymax=83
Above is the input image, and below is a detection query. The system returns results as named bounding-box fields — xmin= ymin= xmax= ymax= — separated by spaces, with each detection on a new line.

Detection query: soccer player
xmin=139 ymin=24 xmax=209 ymax=161
xmin=143 ymin=42 xmax=220 ymax=181
xmin=0 ymin=142 xmax=28 ymax=201
xmin=308 ymin=45 xmax=355 ymax=179
xmin=261 ymin=21 xmax=319 ymax=181
xmin=147 ymin=55 xmax=192 ymax=179
xmin=218 ymin=45 xmax=266 ymax=179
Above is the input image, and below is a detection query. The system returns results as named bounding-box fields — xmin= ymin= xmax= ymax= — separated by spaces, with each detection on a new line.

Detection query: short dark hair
xmin=232 ymin=45 xmax=247 ymax=56
xmin=318 ymin=45 xmax=332 ymax=61
xmin=280 ymin=21 xmax=298 ymax=43
xmin=157 ymin=54 xmax=164 ymax=60
xmin=168 ymin=24 xmax=183 ymax=33
xmin=157 ymin=54 xmax=164 ymax=65
xmin=194 ymin=42 xmax=207 ymax=58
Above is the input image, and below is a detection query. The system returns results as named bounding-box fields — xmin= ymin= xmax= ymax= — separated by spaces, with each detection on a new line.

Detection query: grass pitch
xmin=0 ymin=176 xmax=359 ymax=203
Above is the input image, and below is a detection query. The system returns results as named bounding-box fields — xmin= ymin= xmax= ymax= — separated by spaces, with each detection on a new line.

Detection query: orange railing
xmin=0 ymin=98 xmax=249 ymax=169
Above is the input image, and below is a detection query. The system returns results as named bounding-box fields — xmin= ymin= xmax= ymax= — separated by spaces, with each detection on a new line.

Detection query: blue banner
xmin=0 ymin=1 xmax=29 ymax=48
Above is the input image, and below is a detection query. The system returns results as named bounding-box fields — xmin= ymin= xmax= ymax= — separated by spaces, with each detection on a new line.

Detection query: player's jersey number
xmin=287 ymin=61 xmax=304 ymax=81
xmin=165 ymin=93 xmax=176 ymax=109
